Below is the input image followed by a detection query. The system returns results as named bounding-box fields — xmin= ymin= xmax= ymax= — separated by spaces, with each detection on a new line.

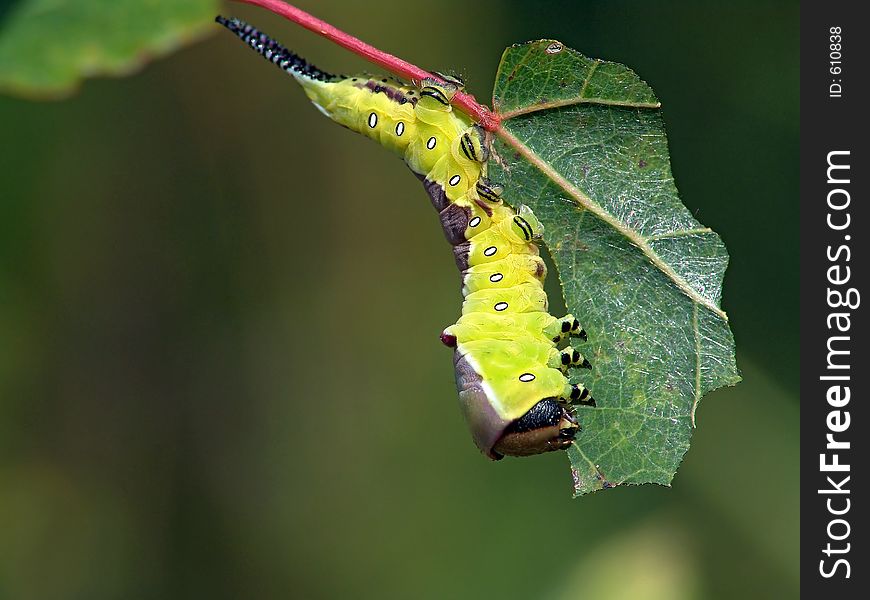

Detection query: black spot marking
xmin=576 ymin=392 xmax=596 ymax=407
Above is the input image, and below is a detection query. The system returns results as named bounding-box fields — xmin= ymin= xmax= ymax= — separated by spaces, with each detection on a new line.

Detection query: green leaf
xmin=0 ymin=0 xmax=218 ymax=99
xmin=489 ymin=40 xmax=740 ymax=496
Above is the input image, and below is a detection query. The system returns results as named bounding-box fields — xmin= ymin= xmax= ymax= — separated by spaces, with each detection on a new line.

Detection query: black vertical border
xmin=801 ymin=1 xmax=866 ymax=596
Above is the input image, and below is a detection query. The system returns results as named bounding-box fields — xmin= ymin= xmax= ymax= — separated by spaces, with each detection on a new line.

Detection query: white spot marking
xmin=494 ymin=302 xmax=509 ymax=312
xmin=519 ymin=373 xmax=536 ymax=382
xmin=469 ymin=217 xmax=481 ymax=227
xmin=546 ymin=42 xmax=564 ymax=54
xmin=368 ymin=112 xmax=378 ymax=128
xmin=395 ymin=122 xmax=405 ymax=136
xmin=427 ymin=136 xmax=437 ymax=149
xmin=449 ymin=175 xmax=461 ymax=186
xmin=484 ymin=246 xmax=497 ymax=257
xmin=489 ymin=273 xmax=503 ymax=283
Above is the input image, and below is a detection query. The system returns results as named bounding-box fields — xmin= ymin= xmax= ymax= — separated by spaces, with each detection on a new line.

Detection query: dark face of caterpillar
xmin=455 ymin=353 xmax=580 ymax=459
xmin=492 ymin=399 xmax=579 ymax=459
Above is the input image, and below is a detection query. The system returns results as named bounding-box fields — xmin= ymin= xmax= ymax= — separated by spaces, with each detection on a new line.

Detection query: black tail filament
xmin=215 ymin=16 xmax=336 ymax=82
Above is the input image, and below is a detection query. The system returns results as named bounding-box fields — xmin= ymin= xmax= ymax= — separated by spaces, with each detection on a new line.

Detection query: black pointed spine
xmin=215 ymin=16 xmax=337 ymax=82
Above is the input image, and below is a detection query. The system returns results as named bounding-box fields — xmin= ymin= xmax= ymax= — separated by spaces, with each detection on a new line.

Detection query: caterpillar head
xmin=492 ymin=399 xmax=579 ymax=458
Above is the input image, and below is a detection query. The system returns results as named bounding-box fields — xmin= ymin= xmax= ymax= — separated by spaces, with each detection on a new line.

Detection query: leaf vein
xmin=496 ymin=126 xmax=728 ymax=322
xmin=646 ymin=227 xmax=714 ymax=242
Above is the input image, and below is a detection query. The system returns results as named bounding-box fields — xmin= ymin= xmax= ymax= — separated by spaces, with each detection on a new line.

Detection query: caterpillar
xmin=217 ymin=16 xmax=596 ymax=459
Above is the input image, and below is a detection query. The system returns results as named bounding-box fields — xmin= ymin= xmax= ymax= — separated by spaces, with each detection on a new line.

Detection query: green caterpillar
xmin=217 ymin=16 xmax=596 ymax=459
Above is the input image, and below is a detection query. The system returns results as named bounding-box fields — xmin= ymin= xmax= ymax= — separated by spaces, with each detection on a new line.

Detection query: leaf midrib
xmin=498 ymin=95 xmax=661 ymax=120
xmin=495 ymin=126 xmax=728 ymax=322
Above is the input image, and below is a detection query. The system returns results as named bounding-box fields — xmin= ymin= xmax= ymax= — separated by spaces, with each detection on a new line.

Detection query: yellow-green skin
xmin=216 ymin=17 xmax=588 ymax=457
xmin=303 ymin=77 xmax=587 ymax=456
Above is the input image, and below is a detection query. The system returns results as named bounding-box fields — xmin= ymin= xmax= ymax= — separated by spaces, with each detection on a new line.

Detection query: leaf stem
xmin=233 ymin=0 xmax=502 ymax=130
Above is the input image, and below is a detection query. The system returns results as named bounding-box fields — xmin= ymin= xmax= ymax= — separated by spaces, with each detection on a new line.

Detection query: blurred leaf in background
xmin=0 ymin=0 xmax=218 ymax=98
xmin=0 ymin=1 xmax=798 ymax=599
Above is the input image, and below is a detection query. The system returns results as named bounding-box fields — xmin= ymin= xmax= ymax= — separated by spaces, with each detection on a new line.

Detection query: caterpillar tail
xmin=216 ymin=16 xmax=338 ymax=84
xmin=217 ymin=16 xmax=422 ymax=155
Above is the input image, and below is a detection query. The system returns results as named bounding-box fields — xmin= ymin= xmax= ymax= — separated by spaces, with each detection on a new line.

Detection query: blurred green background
xmin=0 ymin=0 xmax=798 ymax=598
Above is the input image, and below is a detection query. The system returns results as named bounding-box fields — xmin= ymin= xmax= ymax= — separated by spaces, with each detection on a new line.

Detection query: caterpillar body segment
xmin=218 ymin=17 xmax=595 ymax=459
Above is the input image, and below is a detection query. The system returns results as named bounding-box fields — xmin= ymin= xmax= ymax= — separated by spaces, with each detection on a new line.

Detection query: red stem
xmin=233 ymin=0 xmax=501 ymax=130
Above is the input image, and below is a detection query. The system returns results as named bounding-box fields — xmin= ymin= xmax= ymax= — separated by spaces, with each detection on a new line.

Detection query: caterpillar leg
xmin=562 ymin=382 xmax=596 ymax=407
xmin=548 ymin=346 xmax=592 ymax=373
xmin=545 ymin=314 xmax=587 ymax=343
